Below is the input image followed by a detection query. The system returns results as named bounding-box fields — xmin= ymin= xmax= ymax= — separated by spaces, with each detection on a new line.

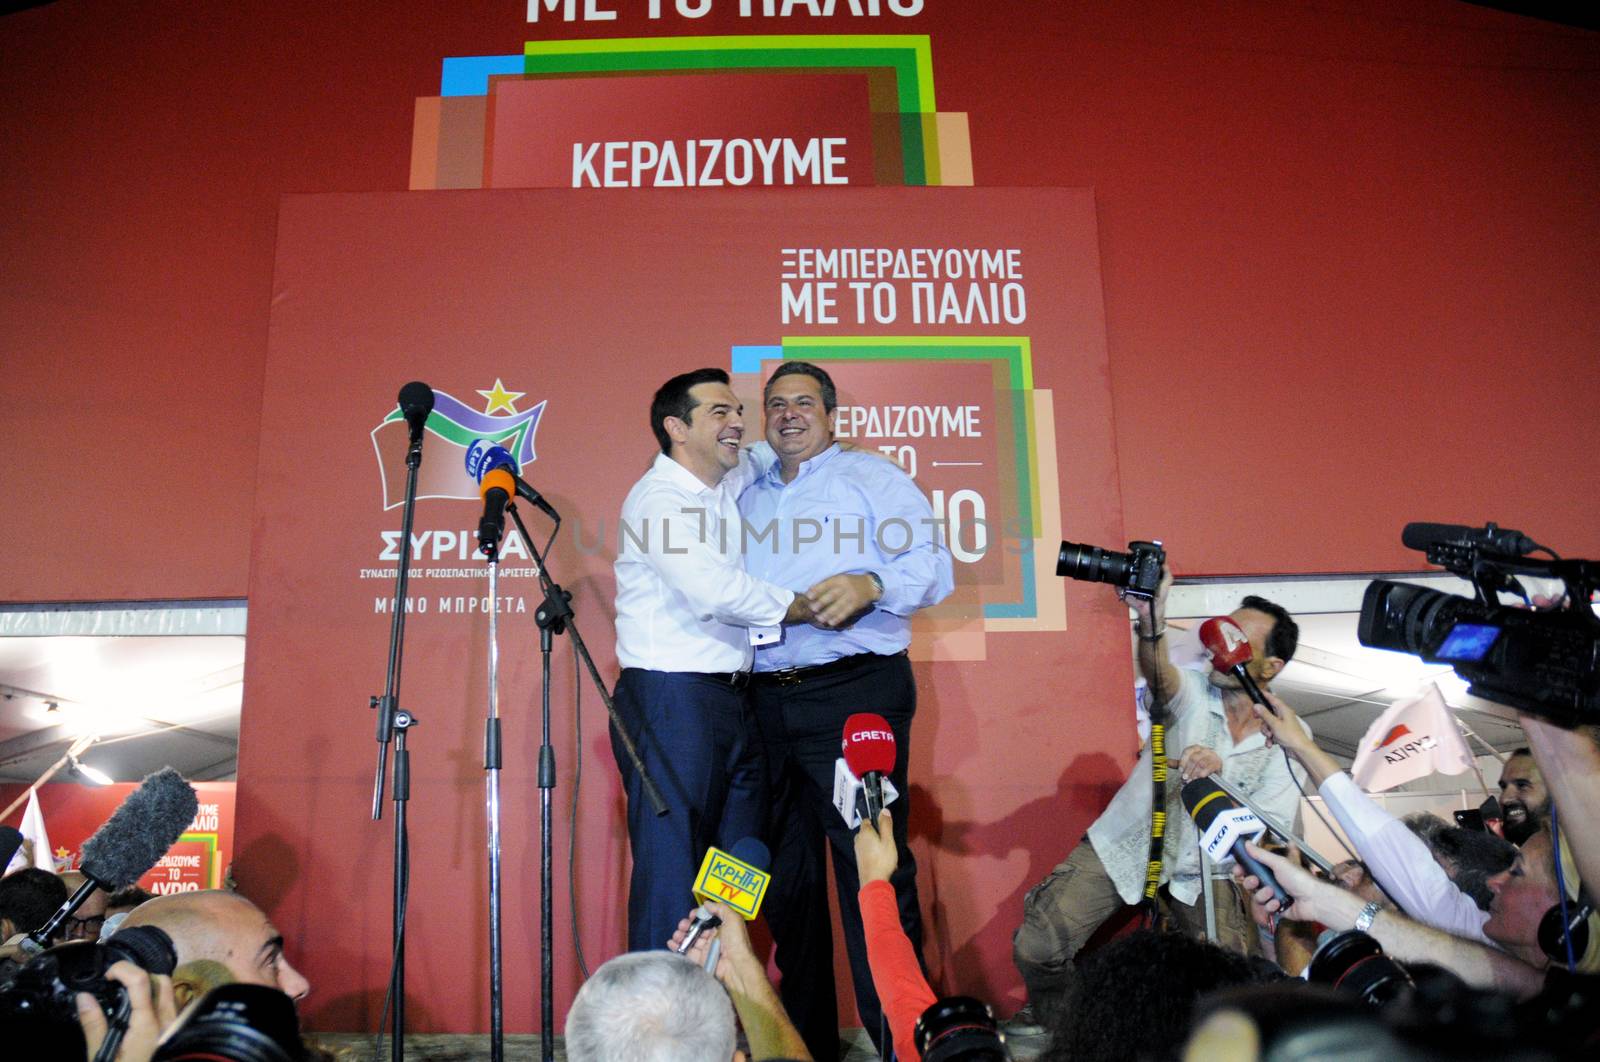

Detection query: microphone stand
xmin=370 ymin=421 xmax=424 ymax=1062
xmin=506 ymin=503 xmax=667 ymax=1062
xmin=483 ymin=555 xmax=505 ymax=1062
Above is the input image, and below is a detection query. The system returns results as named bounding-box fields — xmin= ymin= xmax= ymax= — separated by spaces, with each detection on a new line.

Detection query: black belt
xmin=753 ymin=650 xmax=900 ymax=687
xmin=691 ymin=670 xmax=750 ymax=691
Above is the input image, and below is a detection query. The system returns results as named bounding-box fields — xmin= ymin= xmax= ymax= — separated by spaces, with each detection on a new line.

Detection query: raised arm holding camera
xmin=1010 ymin=547 xmax=1306 ymax=1028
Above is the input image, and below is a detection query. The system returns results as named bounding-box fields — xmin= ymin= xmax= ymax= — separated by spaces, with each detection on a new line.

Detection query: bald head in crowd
xmin=122 ymin=889 xmax=309 ymax=1006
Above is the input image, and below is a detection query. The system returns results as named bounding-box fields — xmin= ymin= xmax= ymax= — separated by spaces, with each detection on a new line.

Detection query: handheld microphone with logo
xmin=841 ymin=713 xmax=897 ymax=836
xmin=29 ymin=767 xmax=199 ymax=948
xmin=470 ymin=444 xmax=516 ymax=560
xmin=1199 ymin=616 xmax=1274 ymax=714
xmin=398 ymin=381 xmax=435 ymax=445
xmin=1180 ymin=776 xmax=1290 ymax=908
xmin=467 ymin=438 xmax=561 ymax=529
xmin=681 ymin=837 xmax=772 ymax=970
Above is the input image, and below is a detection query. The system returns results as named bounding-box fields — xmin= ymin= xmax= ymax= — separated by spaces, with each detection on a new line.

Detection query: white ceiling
xmin=0 ymin=635 xmax=242 ymax=785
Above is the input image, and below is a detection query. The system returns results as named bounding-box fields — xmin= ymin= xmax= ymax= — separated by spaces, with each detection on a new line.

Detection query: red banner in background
xmin=0 ymin=781 xmax=234 ymax=893
xmin=247 ymin=186 xmax=1124 ymax=1031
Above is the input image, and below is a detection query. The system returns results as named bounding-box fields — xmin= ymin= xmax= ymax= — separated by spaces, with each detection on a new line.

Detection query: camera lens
xmin=1358 ymin=581 xmax=1477 ymax=658
xmin=1306 ymin=930 xmax=1414 ymax=1007
xmin=916 ymin=996 xmax=1009 ymax=1061
xmin=154 ymin=984 xmax=305 ymax=1062
xmin=1057 ymin=541 xmax=1135 ymax=585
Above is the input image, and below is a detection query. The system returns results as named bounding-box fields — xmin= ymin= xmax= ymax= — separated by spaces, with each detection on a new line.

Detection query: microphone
xmin=398 ymin=381 xmax=435 ymax=444
xmin=29 ymin=768 xmax=198 ymax=947
xmin=477 ymin=463 xmax=514 ymax=560
xmin=1180 ymin=776 xmax=1289 ymax=908
xmin=1199 ymin=616 xmax=1273 ymax=713
xmin=1400 ymin=521 xmax=1540 ymax=558
xmin=842 ymin=713 xmax=896 ymax=836
xmin=683 ymin=836 xmax=772 ymax=968
xmin=466 ymin=438 xmax=560 ymax=525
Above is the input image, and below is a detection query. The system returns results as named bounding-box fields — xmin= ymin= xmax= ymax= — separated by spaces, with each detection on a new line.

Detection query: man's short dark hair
xmin=1239 ymin=594 xmax=1299 ymax=664
xmin=763 ymin=361 xmax=838 ymax=413
xmin=1432 ymin=825 xmax=1517 ymax=911
xmin=105 ymin=885 xmax=154 ymax=911
xmin=0 ymin=867 xmax=69 ymax=935
xmin=1046 ymin=929 xmax=1277 ymax=1062
xmin=649 ymin=368 xmax=729 ymax=455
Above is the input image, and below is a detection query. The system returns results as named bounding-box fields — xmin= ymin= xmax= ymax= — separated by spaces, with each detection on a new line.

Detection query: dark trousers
xmin=611 ymin=668 xmax=765 ymax=952
xmin=750 ymin=652 xmax=924 ymax=1062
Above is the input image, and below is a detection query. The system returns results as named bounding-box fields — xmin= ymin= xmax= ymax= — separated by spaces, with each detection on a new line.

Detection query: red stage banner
xmin=246 ymin=186 xmax=1129 ymax=1032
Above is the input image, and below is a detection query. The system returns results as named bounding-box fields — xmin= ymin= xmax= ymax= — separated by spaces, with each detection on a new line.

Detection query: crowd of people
xmin=2 ymin=361 xmax=1596 ymax=1059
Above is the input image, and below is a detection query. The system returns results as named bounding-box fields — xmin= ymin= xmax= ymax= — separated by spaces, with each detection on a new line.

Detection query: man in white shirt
xmin=612 ymin=368 xmax=816 ymax=952
xmin=1011 ymin=564 xmax=1303 ymax=1025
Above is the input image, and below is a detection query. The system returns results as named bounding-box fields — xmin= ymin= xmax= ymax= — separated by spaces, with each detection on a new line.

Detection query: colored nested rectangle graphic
xmin=483 ymin=72 xmax=878 ymax=189
xmin=413 ymin=34 xmax=971 ymax=189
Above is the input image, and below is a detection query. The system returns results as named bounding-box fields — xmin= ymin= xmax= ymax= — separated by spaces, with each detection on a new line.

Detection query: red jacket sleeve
xmin=859 ymin=879 xmax=937 ymax=1061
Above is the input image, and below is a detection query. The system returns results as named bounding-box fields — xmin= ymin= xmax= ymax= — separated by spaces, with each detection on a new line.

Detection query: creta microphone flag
xmin=1199 ymin=615 xmax=1272 ymax=711
xmin=836 ymin=713 xmax=898 ymax=833
xmin=1180 ymin=776 xmax=1289 ymax=907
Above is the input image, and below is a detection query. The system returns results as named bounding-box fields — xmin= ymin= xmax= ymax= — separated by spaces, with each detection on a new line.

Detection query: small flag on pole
xmin=1351 ymin=682 xmax=1476 ymax=792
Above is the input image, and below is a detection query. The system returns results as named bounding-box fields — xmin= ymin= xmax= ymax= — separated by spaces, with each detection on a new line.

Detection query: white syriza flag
xmin=6 ymin=790 xmax=56 ymax=873
xmin=1351 ymin=682 xmax=1476 ymax=792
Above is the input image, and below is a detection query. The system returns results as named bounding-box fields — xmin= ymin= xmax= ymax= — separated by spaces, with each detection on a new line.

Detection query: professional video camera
xmin=1057 ymin=539 xmax=1165 ymax=599
xmin=1358 ymin=522 xmax=1600 ymax=726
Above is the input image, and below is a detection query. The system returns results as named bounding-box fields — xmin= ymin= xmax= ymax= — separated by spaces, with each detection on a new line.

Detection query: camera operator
xmin=1011 ymin=562 xmax=1306 ymax=1026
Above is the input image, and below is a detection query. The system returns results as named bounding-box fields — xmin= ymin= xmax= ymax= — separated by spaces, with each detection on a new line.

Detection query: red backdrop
xmin=2 ymin=0 xmax=1597 ymax=1036
xmin=0 ymin=783 xmax=235 ymax=893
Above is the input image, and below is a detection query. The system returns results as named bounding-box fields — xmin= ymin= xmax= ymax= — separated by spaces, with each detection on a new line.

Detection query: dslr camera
xmin=1358 ymin=522 xmax=1599 ymax=726
xmin=1057 ymin=539 xmax=1165 ymax=600
xmin=0 ymin=925 xmax=176 ymax=1055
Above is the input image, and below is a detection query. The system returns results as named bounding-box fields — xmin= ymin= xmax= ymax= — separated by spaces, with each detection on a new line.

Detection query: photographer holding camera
xmin=1011 ymin=556 xmax=1305 ymax=1027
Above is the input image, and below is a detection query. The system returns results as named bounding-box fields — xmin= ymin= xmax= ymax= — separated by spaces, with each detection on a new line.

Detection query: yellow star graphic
xmin=477 ymin=378 xmax=525 ymax=415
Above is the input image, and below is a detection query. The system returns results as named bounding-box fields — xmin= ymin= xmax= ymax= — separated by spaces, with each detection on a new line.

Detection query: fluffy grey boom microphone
xmin=28 ymin=767 xmax=198 ymax=946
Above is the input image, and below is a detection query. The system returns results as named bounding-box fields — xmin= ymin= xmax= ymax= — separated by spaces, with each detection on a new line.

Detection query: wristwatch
xmin=866 ymin=571 xmax=885 ymax=601
xmin=1353 ymin=900 xmax=1383 ymax=934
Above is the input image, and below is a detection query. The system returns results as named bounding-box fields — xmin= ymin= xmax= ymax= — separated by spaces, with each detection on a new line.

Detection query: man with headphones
xmin=1251 ymin=691 xmax=1599 ymax=972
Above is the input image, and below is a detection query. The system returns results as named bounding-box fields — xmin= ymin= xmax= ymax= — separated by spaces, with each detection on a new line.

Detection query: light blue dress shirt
xmin=737 ymin=443 xmax=954 ymax=670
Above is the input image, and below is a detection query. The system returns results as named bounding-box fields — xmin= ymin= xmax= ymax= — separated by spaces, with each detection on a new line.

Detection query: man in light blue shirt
xmin=739 ymin=361 xmax=954 ymax=1062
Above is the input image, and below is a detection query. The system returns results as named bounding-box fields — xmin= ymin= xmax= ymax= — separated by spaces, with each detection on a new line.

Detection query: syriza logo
xmin=370 ymin=378 xmax=546 ymax=510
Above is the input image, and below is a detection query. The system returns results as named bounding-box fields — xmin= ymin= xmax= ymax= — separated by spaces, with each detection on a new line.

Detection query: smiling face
xmin=1497 ymin=753 xmax=1549 ymax=844
xmin=763 ymin=371 xmax=834 ymax=470
xmin=665 ymin=381 xmax=745 ymax=488
xmin=1484 ymin=829 xmax=1559 ymax=963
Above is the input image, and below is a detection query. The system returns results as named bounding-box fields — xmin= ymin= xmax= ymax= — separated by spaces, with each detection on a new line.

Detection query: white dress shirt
xmin=1086 ymin=668 xmax=1307 ymax=906
xmin=1317 ymin=771 xmax=1492 ymax=942
xmin=614 ymin=446 xmax=791 ymax=672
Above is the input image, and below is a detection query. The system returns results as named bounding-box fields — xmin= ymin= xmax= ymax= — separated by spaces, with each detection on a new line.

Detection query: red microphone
xmin=843 ymin=713 xmax=896 ymax=835
xmin=1198 ymin=616 xmax=1274 ymax=713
